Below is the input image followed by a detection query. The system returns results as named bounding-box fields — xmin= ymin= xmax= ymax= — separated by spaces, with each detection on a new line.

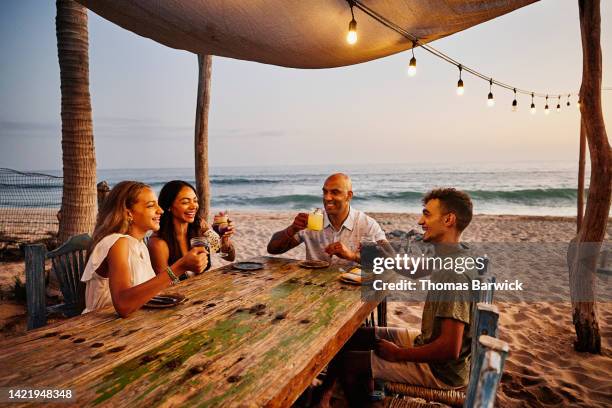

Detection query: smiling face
xmin=169 ymin=186 xmax=199 ymax=224
xmin=127 ymin=187 xmax=163 ymax=232
xmin=322 ymin=174 xmax=353 ymax=217
xmin=418 ymin=198 xmax=452 ymax=243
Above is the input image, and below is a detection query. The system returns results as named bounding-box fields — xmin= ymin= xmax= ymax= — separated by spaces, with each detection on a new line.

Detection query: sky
xmin=0 ymin=0 xmax=610 ymax=171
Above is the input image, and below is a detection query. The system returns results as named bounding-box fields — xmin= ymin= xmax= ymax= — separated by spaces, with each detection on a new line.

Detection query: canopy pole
xmin=577 ymin=120 xmax=586 ymax=232
xmin=568 ymin=0 xmax=611 ymax=354
xmin=194 ymin=54 xmax=212 ymax=223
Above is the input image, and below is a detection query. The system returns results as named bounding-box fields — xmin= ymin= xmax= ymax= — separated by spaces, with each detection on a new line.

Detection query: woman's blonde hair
xmin=88 ymin=181 xmax=151 ymax=259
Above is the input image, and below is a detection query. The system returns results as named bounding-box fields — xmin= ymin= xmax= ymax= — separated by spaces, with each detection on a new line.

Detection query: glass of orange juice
xmin=307 ymin=208 xmax=324 ymax=231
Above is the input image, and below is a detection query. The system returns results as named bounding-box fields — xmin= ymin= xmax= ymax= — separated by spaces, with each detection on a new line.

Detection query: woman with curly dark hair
xmin=148 ymin=180 xmax=235 ymax=279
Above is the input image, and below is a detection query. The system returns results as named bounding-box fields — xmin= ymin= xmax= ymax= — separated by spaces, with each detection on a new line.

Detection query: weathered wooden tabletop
xmin=0 ymin=256 xmax=383 ymax=407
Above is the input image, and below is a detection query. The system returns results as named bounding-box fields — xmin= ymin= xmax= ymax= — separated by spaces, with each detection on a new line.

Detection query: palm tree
xmin=56 ymin=0 xmax=97 ymax=242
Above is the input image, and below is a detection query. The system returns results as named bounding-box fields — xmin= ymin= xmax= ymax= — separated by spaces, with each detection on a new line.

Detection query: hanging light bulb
xmin=545 ymin=95 xmax=550 ymax=115
xmin=407 ymin=41 xmax=417 ymax=77
xmin=346 ymin=1 xmax=357 ymax=45
xmin=487 ymin=79 xmax=495 ymax=107
xmin=512 ymin=88 xmax=518 ymax=112
xmin=556 ymin=95 xmax=561 ymax=112
xmin=530 ymin=93 xmax=536 ymax=114
xmin=566 ymin=94 xmax=571 ymax=107
xmin=577 ymin=99 xmax=581 ymax=109
xmin=346 ymin=20 xmax=357 ymax=44
xmin=456 ymin=65 xmax=464 ymax=95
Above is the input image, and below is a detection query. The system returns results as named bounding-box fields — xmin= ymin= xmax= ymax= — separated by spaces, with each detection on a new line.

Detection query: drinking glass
xmin=307 ymin=208 xmax=324 ymax=231
xmin=212 ymin=211 xmax=230 ymax=257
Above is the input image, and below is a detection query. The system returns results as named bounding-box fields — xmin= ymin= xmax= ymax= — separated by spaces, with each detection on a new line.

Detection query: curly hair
xmin=422 ymin=188 xmax=473 ymax=232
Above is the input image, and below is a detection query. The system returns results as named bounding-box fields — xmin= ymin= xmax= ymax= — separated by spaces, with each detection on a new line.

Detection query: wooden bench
xmin=24 ymin=233 xmax=91 ymax=329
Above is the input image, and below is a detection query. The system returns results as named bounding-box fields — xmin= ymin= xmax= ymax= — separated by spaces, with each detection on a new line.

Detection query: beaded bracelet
xmin=166 ymin=266 xmax=180 ymax=285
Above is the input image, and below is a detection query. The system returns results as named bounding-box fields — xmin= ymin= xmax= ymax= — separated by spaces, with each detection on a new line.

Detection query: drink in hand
xmin=307 ymin=208 xmax=324 ymax=231
xmin=212 ymin=211 xmax=230 ymax=257
xmin=213 ymin=213 xmax=229 ymax=235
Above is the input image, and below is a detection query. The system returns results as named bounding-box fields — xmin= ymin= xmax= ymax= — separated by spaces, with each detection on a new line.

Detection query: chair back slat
xmin=464 ymin=336 xmax=509 ymax=408
xmin=470 ymin=303 xmax=499 ymax=375
xmin=70 ymin=252 xmax=80 ymax=299
xmin=76 ymin=249 xmax=87 ymax=312
xmin=65 ymin=253 xmax=77 ymax=304
xmin=52 ymin=255 xmax=71 ymax=305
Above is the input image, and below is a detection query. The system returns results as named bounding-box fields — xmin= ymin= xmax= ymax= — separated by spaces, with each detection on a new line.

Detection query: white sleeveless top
xmin=81 ymin=233 xmax=156 ymax=314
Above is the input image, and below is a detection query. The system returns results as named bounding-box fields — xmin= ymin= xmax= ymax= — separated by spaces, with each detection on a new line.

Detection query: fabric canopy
xmin=78 ymin=0 xmax=537 ymax=68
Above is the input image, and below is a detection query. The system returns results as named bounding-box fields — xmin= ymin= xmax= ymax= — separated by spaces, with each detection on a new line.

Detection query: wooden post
xmin=25 ymin=244 xmax=47 ymax=330
xmin=567 ymin=0 xmax=611 ymax=353
xmin=577 ymin=120 xmax=586 ymax=231
xmin=97 ymin=180 xmax=110 ymax=210
xmin=470 ymin=303 xmax=499 ymax=374
xmin=465 ymin=335 xmax=509 ymax=408
xmin=194 ymin=54 xmax=212 ymax=222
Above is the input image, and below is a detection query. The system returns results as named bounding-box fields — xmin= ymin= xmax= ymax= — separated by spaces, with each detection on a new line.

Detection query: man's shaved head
xmin=322 ymin=173 xmax=353 ymax=217
xmin=325 ymin=173 xmax=352 ymax=192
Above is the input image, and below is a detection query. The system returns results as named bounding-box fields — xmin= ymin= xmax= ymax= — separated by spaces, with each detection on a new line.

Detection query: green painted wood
xmin=46 ymin=233 xmax=91 ymax=258
xmin=46 ymin=234 xmax=91 ymax=317
xmin=0 ymin=257 xmax=382 ymax=407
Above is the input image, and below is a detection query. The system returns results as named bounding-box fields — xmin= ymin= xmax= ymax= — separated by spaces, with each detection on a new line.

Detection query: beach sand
xmin=0 ymin=211 xmax=610 ymax=407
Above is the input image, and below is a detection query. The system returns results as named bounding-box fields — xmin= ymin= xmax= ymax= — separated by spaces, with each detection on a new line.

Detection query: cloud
xmin=0 ymin=118 xmax=292 ymax=143
xmin=211 ymin=128 xmax=289 ymax=139
xmin=0 ymin=120 xmax=59 ymax=133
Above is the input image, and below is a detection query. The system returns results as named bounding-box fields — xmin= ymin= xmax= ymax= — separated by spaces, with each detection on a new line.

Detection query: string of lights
xmin=344 ymin=0 xmax=610 ymax=112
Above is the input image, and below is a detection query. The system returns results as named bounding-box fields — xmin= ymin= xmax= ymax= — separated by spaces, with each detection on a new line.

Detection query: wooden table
xmin=0 ymin=257 xmax=383 ymax=407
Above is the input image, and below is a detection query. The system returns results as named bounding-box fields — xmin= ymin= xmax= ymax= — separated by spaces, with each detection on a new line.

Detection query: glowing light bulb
xmin=545 ymin=104 xmax=550 ymax=115
xmin=407 ymin=57 xmax=417 ymax=77
xmin=456 ymin=79 xmax=464 ymax=95
xmin=556 ymin=104 xmax=561 ymax=112
xmin=512 ymin=99 xmax=518 ymax=112
xmin=530 ymin=103 xmax=536 ymax=114
xmin=346 ymin=19 xmax=357 ymax=44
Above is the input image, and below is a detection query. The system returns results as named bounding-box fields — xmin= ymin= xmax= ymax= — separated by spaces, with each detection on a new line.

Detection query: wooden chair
xmin=24 ymin=233 xmax=91 ymax=330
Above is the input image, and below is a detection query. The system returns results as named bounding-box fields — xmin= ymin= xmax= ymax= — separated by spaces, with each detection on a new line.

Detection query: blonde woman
xmin=81 ymin=181 xmax=208 ymax=317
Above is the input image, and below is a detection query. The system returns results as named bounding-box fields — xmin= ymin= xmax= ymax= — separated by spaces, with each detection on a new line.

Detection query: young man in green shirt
xmin=318 ymin=188 xmax=475 ymax=407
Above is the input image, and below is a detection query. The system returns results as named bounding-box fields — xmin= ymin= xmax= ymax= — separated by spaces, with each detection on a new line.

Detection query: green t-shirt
xmin=414 ymin=248 xmax=476 ymax=387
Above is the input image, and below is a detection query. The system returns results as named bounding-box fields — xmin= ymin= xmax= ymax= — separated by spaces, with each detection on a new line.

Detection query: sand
xmin=0 ymin=211 xmax=610 ymax=407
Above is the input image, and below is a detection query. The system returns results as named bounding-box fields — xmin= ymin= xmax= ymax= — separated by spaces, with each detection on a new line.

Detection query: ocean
xmin=1 ymin=161 xmax=592 ymax=216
